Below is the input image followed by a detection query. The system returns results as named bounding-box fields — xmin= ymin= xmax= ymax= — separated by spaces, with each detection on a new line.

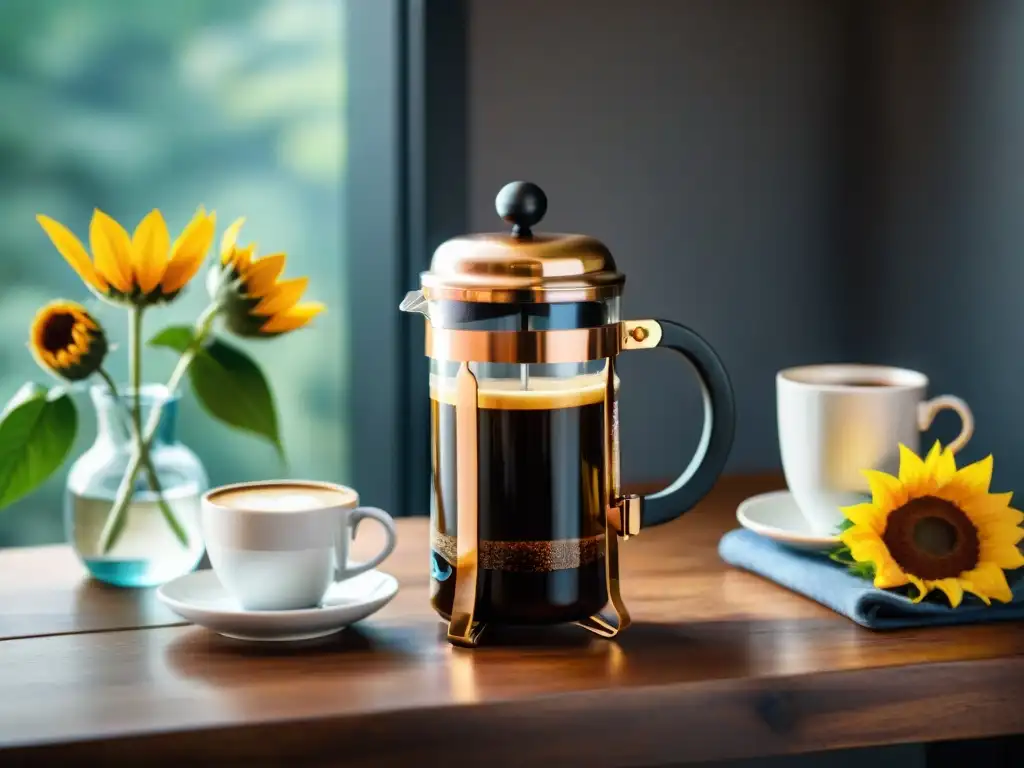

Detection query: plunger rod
xmin=520 ymin=307 xmax=529 ymax=390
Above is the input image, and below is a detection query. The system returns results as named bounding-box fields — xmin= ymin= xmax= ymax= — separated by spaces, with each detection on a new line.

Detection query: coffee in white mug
xmin=209 ymin=483 xmax=355 ymax=512
xmin=776 ymin=364 xmax=973 ymax=534
xmin=201 ymin=480 xmax=397 ymax=611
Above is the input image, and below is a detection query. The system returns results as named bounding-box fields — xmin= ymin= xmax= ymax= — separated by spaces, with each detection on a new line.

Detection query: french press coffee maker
xmin=401 ymin=182 xmax=735 ymax=647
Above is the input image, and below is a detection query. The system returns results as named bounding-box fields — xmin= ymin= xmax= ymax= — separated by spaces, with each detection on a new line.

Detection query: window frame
xmin=346 ymin=0 xmax=467 ymax=516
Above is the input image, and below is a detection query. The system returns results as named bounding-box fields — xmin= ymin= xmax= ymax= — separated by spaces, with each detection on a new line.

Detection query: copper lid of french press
xmin=420 ymin=182 xmax=625 ymax=303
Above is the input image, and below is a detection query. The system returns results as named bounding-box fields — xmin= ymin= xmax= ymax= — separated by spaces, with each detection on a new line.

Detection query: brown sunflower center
xmin=913 ymin=516 xmax=958 ymax=556
xmin=41 ymin=312 xmax=77 ymax=352
xmin=881 ymin=495 xmax=979 ymax=580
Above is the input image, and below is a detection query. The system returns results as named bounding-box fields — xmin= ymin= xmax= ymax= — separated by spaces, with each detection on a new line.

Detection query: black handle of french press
xmin=496 ymin=181 xmax=547 ymax=238
xmin=640 ymin=320 xmax=736 ymax=527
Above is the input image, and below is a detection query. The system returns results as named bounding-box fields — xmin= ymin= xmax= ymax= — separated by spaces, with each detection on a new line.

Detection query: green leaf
xmin=849 ymin=561 xmax=877 ymax=580
xmin=829 ymin=547 xmax=856 ymax=566
xmin=829 ymin=543 xmax=877 ymax=581
xmin=836 ymin=517 xmax=856 ymax=533
xmin=0 ymin=383 xmax=77 ymax=510
xmin=148 ymin=325 xmax=195 ymax=352
xmin=150 ymin=326 xmax=284 ymax=459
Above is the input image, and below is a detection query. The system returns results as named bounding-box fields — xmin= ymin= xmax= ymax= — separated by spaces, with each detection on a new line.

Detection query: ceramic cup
xmin=777 ymin=364 xmax=973 ymax=534
xmin=200 ymin=480 xmax=397 ymax=611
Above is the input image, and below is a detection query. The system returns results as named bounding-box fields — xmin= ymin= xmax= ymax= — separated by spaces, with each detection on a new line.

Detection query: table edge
xmin=5 ymin=654 xmax=1023 ymax=764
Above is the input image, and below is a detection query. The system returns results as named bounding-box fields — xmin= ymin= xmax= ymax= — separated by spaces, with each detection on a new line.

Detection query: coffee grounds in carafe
xmin=429 ymin=375 xmax=609 ymax=624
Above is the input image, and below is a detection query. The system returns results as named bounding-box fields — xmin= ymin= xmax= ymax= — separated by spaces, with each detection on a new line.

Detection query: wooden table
xmin=1 ymin=475 xmax=1022 ymax=766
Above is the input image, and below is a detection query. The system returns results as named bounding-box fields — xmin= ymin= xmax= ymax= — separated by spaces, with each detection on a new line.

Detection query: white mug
xmin=777 ymin=364 xmax=973 ymax=534
xmin=200 ymin=480 xmax=397 ymax=611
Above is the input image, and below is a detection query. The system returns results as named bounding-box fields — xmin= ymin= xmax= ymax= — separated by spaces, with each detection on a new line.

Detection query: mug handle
xmin=335 ymin=506 xmax=397 ymax=580
xmin=626 ymin=319 xmax=736 ymax=527
xmin=918 ymin=395 xmax=974 ymax=454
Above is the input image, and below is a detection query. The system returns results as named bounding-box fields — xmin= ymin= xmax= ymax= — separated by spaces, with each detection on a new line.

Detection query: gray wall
xmin=468 ymin=0 xmax=1022 ymax=492
xmin=469 ymin=0 xmax=852 ymax=485
xmin=858 ymin=1 xmax=1024 ymax=491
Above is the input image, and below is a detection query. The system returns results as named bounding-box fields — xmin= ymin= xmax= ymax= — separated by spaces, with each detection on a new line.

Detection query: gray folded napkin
xmin=719 ymin=528 xmax=1024 ymax=629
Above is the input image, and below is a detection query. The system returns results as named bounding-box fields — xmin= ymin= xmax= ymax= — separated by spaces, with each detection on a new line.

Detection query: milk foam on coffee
xmin=209 ymin=484 xmax=355 ymax=512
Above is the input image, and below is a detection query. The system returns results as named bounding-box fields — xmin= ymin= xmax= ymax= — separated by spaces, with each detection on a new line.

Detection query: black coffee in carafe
xmin=430 ymin=375 xmax=609 ymax=624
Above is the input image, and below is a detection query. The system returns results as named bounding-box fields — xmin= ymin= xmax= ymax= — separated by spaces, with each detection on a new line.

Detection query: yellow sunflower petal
xmin=862 ymin=469 xmax=906 ymax=513
xmin=979 ymin=537 xmax=1024 ymax=570
xmin=163 ymin=210 xmax=216 ymax=293
xmin=873 ymin=556 xmax=909 ymax=589
xmin=988 ymin=505 xmax=1024 ymax=526
xmin=131 ymin=210 xmax=170 ymax=295
xmin=995 ymin=501 xmax=1019 ymax=528
xmin=961 ymin=495 xmax=1023 ymax=529
xmin=840 ymin=526 xmax=885 ymax=552
xmin=931 ymin=578 xmax=964 ymax=608
xmin=260 ymin=302 xmax=325 ymax=334
xmin=36 ymin=215 xmax=108 ymax=292
xmin=923 ymin=441 xmax=958 ymax=488
xmin=907 ymin=574 xmax=929 ymax=603
xmin=843 ymin=539 xmax=889 ymax=567
xmin=874 ymin=571 xmax=910 ymax=590
xmin=75 ymin=311 xmax=98 ymax=331
xmin=251 ymin=276 xmax=309 ymax=316
xmin=953 ymin=455 xmax=994 ymax=496
xmin=244 ymin=253 xmax=287 ymax=296
xmin=967 ymin=490 xmax=1014 ymax=511
xmin=844 ymin=535 xmax=908 ymax=589
xmin=898 ymin=443 xmax=930 ymax=494
xmin=960 ymin=562 xmax=1013 ymax=604
xmin=934 ymin=446 xmax=958 ymax=487
xmin=220 ymin=217 xmax=246 ymax=263
xmin=230 ymin=245 xmax=254 ymax=273
xmin=841 ymin=502 xmax=887 ymax=535
xmin=979 ymin=521 xmax=1024 ymax=545
xmin=89 ymin=210 xmax=134 ymax=293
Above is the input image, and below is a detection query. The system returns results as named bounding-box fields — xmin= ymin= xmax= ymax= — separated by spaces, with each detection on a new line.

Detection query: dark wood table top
xmin=2 ymin=475 xmax=1022 ymax=766
xmin=0 ymin=545 xmax=185 ymax=641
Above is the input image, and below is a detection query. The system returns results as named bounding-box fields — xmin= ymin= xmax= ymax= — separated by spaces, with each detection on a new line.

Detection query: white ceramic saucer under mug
xmin=157 ymin=568 xmax=398 ymax=642
xmin=736 ymin=491 xmax=840 ymax=553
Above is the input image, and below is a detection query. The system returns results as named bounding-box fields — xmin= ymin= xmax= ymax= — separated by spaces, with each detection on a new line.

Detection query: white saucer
xmin=736 ymin=490 xmax=841 ymax=552
xmin=157 ymin=569 xmax=398 ymax=642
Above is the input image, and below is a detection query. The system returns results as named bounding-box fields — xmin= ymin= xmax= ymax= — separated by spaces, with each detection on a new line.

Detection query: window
xmin=0 ymin=0 xmax=406 ymax=545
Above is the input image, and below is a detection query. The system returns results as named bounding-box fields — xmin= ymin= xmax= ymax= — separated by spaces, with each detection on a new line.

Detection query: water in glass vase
xmin=65 ymin=385 xmax=208 ymax=587
xmin=69 ymin=484 xmax=204 ymax=587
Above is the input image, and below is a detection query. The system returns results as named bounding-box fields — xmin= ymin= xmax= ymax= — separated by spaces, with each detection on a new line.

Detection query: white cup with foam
xmin=200 ymin=480 xmax=397 ymax=611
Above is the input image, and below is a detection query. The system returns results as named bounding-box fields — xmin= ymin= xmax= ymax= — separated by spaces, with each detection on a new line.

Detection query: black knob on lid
xmin=495 ymin=181 xmax=547 ymax=238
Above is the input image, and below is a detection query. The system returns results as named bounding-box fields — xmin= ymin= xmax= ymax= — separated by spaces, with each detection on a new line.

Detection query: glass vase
xmin=65 ymin=384 xmax=207 ymax=587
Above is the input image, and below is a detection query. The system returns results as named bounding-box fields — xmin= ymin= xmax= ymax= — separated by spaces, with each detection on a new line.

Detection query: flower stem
xmin=96 ymin=364 xmax=184 ymax=550
xmin=96 ymin=368 xmax=122 ymax=414
xmin=131 ymin=309 xmax=189 ymax=549
xmin=98 ymin=303 xmax=220 ymax=555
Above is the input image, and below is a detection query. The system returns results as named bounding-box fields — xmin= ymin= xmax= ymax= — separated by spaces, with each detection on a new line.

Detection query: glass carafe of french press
xmin=401 ymin=182 xmax=735 ymax=647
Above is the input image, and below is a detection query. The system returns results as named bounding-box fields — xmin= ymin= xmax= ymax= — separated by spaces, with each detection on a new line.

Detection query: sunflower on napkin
xmin=833 ymin=443 xmax=1024 ymax=607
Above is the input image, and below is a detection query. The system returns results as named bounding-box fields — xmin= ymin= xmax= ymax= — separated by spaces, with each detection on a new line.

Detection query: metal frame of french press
xmin=424 ymin=319 xmax=663 ymax=647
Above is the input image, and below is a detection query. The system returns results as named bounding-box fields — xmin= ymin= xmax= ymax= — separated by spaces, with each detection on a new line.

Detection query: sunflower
xmin=29 ymin=301 xmax=108 ymax=381
xmin=207 ymin=217 xmax=324 ymax=337
xmin=840 ymin=443 xmax=1024 ymax=607
xmin=36 ymin=208 xmax=216 ymax=306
